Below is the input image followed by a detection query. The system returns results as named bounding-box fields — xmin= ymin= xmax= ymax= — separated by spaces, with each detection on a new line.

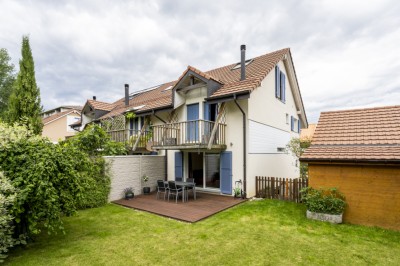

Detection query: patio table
xmin=165 ymin=181 xmax=196 ymax=202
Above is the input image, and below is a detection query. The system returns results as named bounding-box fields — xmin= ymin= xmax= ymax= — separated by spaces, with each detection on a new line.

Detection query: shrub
xmin=301 ymin=187 xmax=346 ymax=215
xmin=0 ymin=172 xmax=26 ymax=262
xmin=61 ymin=124 xmax=126 ymax=208
xmin=0 ymin=124 xmax=84 ymax=237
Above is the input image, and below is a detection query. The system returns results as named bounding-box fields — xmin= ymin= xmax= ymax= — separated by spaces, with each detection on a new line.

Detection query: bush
xmin=301 ymin=187 xmax=346 ymax=215
xmin=61 ymin=124 xmax=126 ymax=208
xmin=0 ymin=172 xmax=25 ymax=262
xmin=0 ymin=124 xmax=84 ymax=237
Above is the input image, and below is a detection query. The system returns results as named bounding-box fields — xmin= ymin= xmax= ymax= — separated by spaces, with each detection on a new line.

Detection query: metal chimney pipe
xmin=240 ymin=44 xmax=246 ymax=81
xmin=92 ymin=96 xmax=96 ymax=100
xmin=124 ymin=84 xmax=129 ymax=106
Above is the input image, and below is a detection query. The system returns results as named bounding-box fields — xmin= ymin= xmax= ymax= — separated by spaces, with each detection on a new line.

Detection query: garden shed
xmin=301 ymin=105 xmax=400 ymax=231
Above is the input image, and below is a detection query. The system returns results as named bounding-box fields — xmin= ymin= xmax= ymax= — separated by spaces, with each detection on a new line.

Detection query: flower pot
xmin=306 ymin=210 xmax=343 ymax=224
xmin=125 ymin=192 xmax=134 ymax=200
xmin=143 ymin=187 xmax=150 ymax=195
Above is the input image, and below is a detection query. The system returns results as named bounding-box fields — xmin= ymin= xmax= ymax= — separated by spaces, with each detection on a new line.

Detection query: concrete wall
xmin=309 ymin=164 xmax=400 ymax=231
xmin=104 ymin=155 xmax=166 ymax=201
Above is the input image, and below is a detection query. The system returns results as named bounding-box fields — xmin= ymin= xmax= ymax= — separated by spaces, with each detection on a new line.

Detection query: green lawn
xmin=5 ymin=200 xmax=400 ymax=265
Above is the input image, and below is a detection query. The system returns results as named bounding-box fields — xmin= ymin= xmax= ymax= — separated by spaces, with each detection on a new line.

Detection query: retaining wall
xmin=104 ymin=155 xmax=166 ymax=201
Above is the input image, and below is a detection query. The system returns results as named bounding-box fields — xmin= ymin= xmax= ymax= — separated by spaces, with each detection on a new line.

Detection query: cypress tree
xmin=7 ymin=36 xmax=43 ymax=134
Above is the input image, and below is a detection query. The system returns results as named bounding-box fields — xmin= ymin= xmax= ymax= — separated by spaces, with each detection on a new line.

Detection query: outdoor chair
xmin=168 ymin=181 xmax=183 ymax=203
xmin=156 ymin=180 xmax=169 ymax=200
xmin=185 ymin=178 xmax=196 ymax=200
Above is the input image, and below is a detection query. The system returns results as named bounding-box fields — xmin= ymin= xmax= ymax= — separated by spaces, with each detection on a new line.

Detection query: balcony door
xmin=187 ymin=103 xmax=199 ymax=142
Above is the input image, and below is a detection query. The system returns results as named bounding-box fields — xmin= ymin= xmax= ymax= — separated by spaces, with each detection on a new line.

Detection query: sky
xmin=0 ymin=0 xmax=399 ymax=123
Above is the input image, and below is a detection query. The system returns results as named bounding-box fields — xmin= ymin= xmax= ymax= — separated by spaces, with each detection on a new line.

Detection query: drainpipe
xmin=152 ymin=109 xmax=168 ymax=181
xmin=233 ymin=94 xmax=247 ymax=196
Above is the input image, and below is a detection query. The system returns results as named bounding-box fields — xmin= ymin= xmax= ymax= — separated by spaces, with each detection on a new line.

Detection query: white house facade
xmin=76 ymin=46 xmax=308 ymax=197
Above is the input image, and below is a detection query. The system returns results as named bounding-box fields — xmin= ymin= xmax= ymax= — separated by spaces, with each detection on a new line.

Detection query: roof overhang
xmin=300 ymin=158 xmax=400 ymax=166
xmin=134 ymin=105 xmax=174 ymax=117
xmin=283 ymin=50 xmax=308 ymax=128
xmin=205 ymin=92 xmax=250 ymax=105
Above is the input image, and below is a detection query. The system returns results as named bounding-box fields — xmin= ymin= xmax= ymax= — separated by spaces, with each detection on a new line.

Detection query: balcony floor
xmin=152 ymin=144 xmax=227 ymax=150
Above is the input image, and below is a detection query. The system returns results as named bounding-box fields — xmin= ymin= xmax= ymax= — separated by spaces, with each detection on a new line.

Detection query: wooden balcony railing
xmin=151 ymin=120 xmax=226 ymax=149
xmin=107 ymin=129 xmax=152 ymax=150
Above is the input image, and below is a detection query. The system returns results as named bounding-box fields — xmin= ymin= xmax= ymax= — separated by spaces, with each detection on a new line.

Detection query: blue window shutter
xmin=275 ymin=66 xmax=280 ymax=98
xmin=291 ymin=116 xmax=294 ymax=131
xmin=281 ymin=72 xmax=286 ymax=103
xmin=298 ymin=119 xmax=301 ymax=133
xmin=175 ymin=152 xmax=183 ymax=181
xmin=220 ymin=151 xmax=232 ymax=195
xmin=204 ymin=102 xmax=210 ymax=121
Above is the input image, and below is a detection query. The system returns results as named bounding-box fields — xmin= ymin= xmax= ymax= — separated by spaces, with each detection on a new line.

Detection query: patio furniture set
xmin=157 ymin=179 xmax=197 ymax=203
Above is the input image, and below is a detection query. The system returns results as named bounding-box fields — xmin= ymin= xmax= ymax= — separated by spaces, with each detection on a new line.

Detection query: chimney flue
xmin=240 ymin=44 xmax=246 ymax=81
xmin=124 ymin=84 xmax=129 ymax=106
xmin=93 ymin=96 xmax=96 ymax=101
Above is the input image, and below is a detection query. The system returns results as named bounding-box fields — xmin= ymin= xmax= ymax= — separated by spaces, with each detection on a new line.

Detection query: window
xmin=290 ymin=116 xmax=301 ymax=133
xmin=286 ymin=113 xmax=289 ymax=124
xmin=275 ymin=66 xmax=286 ymax=103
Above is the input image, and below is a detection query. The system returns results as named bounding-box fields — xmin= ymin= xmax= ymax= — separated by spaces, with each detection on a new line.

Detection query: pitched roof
xmin=42 ymin=109 xmax=80 ymax=125
xmin=98 ymin=82 xmax=175 ymax=119
xmin=95 ymin=47 xmax=294 ymax=120
xmin=87 ymin=100 xmax=116 ymax=111
xmin=301 ymin=105 xmax=400 ymax=162
xmin=207 ymin=48 xmax=289 ymax=98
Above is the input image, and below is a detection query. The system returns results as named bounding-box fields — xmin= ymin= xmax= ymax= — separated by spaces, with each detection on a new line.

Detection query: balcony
xmin=107 ymin=129 xmax=152 ymax=151
xmin=151 ymin=120 xmax=227 ymax=150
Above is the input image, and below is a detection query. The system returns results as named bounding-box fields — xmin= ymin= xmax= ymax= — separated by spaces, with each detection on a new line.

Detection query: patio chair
xmin=168 ymin=181 xmax=183 ymax=203
xmin=156 ymin=180 xmax=169 ymax=200
xmin=185 ymin=178 xmax=196 ymax=200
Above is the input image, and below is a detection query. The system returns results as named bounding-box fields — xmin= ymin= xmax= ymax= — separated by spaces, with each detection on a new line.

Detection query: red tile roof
xmin=42 ymin=109 xmax=80 ymax=125
xmin=87 ymin=100 xmax=116 ymax=111
xmin=301 ymin=105 xmax=400 ymax=162
xmin=95 ymin=48 xmax=291 ymax=120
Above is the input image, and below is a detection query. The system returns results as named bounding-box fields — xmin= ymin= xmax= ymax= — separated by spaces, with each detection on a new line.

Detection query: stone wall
xmin=104 ymin=155 xmax=166 ymax=201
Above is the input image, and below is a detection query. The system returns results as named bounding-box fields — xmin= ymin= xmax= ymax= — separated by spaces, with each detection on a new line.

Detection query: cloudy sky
xmin=1 ymin=0 xmax=399 ymax=123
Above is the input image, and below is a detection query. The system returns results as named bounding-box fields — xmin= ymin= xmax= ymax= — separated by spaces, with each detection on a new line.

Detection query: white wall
xmin=246 ymin=59 xmax=300 ymax=197
xmin=104 ymin=155 xmax=166 ymax=201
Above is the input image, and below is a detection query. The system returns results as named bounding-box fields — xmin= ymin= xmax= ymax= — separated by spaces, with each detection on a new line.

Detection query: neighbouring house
xmin=301 ymin=105 xmax=400 ymax=231
xmin=300 ymin=123 xmax=317 ymax=141
xmin=77 ymin=45 xmax=308 ymax=197
xmin=42 ymin=106 xmax=82 ymax=142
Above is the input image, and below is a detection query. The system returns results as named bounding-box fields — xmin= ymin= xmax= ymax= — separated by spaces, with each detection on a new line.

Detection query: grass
xmin=5 ymin=200 xmax=400 ymax=265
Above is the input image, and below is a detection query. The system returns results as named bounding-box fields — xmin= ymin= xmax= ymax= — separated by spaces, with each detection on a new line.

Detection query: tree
xmin=0 ymin=48 xmax=16 ymax=120
xmin=7 ymin=36 xmax=43 ymax=134
xmin=286 ymin=137 xmax=312 ymax=178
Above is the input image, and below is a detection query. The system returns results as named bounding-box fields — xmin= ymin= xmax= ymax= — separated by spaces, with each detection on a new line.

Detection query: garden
xmin=3 ymin=199 xmax=400 ymax=265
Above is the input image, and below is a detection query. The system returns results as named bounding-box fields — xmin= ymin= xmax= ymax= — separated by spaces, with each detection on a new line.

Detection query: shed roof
xmin=301 ymin=105 xmax=400 ymax=163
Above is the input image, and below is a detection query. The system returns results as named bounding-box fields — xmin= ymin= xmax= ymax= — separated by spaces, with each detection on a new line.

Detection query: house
xmin=300 ymin=123 xmax=317 ymax=141
xmin=301 ymin=106 xmax=400 ymax=230
xmin=78 ymin=45 xmax=308 ymax=197
xmin=42 ymin=106 xmax=82 ymax=142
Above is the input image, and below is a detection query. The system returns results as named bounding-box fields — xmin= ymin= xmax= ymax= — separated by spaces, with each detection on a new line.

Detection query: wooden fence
xmin=255 ymin=176 xmax=308 ymax=203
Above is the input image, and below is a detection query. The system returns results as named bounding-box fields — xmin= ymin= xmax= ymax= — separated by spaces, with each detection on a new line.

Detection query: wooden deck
xmin=113 ymin=192 xmax=245 ymax=223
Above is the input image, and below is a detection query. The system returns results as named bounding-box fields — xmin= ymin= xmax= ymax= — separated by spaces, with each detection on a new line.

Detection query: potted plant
xmin=301 ymin=187 xmax=346 ymax=224
xmin=233 ymin=187 xmax=241 ymax=198
xmin=124 ymin=187 xmax=134 ymax=200
xmin=142 ymin=175 xmax=150 ymax=194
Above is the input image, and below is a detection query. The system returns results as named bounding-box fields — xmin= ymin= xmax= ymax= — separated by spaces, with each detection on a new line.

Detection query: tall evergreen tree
xmin=0 ymin=48 xmax=16 ymax=120
xmin=7 ymin=36 xmax=43 ymax=134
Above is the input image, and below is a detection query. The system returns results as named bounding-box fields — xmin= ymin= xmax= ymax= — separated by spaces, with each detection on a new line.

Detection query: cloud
xmin=0 ymin=0 xmax=399 ymax=124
